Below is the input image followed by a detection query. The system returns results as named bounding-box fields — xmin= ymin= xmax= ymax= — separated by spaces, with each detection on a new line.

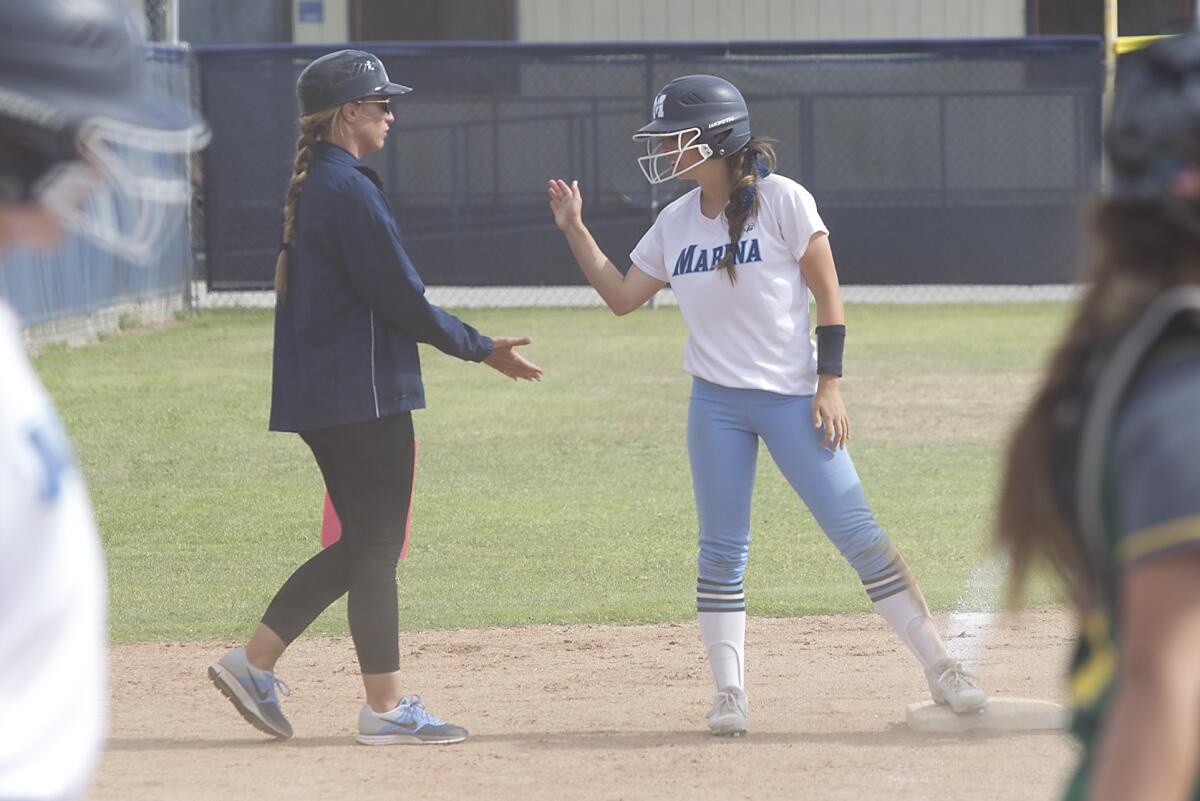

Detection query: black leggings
xmin=261 ymin=413 xmax=414 ymax=675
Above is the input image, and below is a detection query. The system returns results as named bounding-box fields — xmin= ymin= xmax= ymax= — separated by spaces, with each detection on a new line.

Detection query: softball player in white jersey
xmin=548 ymin=74 xmax=986 ymax=736
xmin=0 ymin=305 xmax=107 ymax=801
xmin=0 ymin=1 xmax=207 ymax=797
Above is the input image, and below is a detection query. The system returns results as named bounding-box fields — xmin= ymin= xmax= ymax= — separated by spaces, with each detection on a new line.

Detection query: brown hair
xmin=716 ymin=137 xmax=776 ymax=283
xmin=995 ymin=199 xmax=1200 ymax=606
xmin=274 ymin=105 xmax=341 ymax=297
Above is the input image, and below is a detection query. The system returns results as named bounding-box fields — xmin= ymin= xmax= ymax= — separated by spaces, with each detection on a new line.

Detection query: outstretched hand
xmin=484 ymin=336 xmax=543 ymax=381
xmin=547 ymin=179 xmax=582 ymax=231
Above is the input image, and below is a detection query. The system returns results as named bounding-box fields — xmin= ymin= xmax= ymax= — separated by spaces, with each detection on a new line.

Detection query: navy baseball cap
xmin=297 ymin=50 xmax=412 ymax=116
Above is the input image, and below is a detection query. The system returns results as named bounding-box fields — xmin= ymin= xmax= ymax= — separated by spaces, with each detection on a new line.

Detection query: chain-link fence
xmin=194 ymin=38 xmax=1102 ymax=306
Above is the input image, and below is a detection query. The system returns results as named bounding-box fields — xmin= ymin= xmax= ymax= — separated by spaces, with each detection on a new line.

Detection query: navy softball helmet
xmin=1107 ymin=31 xmax=1200 ymax=202
xmin=0 ymin=0 xmax=208 ymax=264
xmin=633 ymin=75 xmax=752 ymax=184
xmin=297 ymin=50 xmax=412 ymax=117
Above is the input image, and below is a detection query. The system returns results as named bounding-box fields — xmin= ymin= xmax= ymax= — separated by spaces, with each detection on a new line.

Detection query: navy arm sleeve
xmin=333 ymin=175 xmax=493 ymax=362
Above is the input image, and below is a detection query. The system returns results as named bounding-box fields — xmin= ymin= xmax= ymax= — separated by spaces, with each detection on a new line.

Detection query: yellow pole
xmin=1104 ymin=0 xmax=1117 ymax=118
xmin=1102 ymin=0 xmax=1117 ymax=188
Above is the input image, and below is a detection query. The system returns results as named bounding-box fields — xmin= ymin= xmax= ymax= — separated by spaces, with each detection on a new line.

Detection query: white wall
xmin=293 ymin=0 xmax=349 ymax=44
xmin=518 ymin=0 xmax=1025 ymax=41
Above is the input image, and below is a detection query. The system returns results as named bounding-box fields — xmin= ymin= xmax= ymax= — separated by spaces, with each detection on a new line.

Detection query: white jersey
xmin=0 ymin=301 xmax=106 ymax=801
xmin=630 ymin=173 xmax=829 ymax=396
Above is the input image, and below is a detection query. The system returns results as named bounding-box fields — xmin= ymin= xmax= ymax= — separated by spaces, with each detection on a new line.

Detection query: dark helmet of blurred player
xmin=0 ymin=0 xmax=209 ymax=264
xmin=1106 ymin=30 xmax=1200 ymax=233
xmin=633 ymin=75 xmax=753 ymax=184
xmin=296 ymin=49 xmax=412 ymax=116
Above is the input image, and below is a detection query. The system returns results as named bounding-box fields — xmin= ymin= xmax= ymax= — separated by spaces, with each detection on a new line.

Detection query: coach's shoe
xmin=356 ymin=695 xmax=468 ymax=745
xmin=707 ymin=686 xmax=748 ymax=737
xmin=927 ymin=658 xmax=988 ymax=714
xmin=207 ymin=646 xmax=293 ymax=739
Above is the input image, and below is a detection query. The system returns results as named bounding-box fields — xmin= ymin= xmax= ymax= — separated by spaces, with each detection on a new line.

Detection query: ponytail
xmin=717 ymin=138 xmax=776 ymax=283
xmin=996 ymin=199 xmax=1200 ymax=606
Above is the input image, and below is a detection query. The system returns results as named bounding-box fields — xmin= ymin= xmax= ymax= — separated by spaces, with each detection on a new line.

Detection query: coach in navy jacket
xmin=269 ymin=141 xmax=494 ymax=432
xmin=208 ymin=50 xmax=540 ymax=745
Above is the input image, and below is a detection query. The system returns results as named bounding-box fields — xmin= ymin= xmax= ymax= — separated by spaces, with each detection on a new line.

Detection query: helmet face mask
xmin=0 ymin=0 xmax=209 ymax=266
xmin=632 ymin=74 xmax=751 ymax=185
xmin=633 ymin=128 xmax=713 ymax=184
xmin=36 ymin=116 xmax=207 ymax=265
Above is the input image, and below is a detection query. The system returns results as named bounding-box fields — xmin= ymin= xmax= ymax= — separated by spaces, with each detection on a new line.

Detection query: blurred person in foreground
xmin=0 ymin=0 xmax=207 ymax=798
xmin=997 ymin=32 xmax=1200 ymax=801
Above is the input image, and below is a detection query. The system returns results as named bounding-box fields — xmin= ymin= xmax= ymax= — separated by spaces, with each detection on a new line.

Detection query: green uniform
xmin=1064 ymin=338 xmax=1200 ymax=801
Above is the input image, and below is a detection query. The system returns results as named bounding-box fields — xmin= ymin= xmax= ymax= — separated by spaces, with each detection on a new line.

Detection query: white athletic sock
xmin=699 ymin=610 xmax=745 ymax=689
xmin=873 ymin=587 xmax=949 ymax=672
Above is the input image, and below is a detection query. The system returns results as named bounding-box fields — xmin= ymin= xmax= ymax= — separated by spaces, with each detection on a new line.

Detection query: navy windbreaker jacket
xmin=269 ymin=142 xmax=493 ymax=432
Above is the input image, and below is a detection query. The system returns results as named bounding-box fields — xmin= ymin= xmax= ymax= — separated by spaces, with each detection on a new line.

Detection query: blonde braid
xmin=274 ymin=107 xmax=338 ymax=297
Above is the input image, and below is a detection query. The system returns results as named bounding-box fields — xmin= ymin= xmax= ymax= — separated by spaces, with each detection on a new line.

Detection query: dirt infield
xmin=94 ymin=609 xmax=1079 ymax=801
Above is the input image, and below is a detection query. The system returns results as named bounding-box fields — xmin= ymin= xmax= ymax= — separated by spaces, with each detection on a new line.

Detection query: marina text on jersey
xmin=672 ymin=237 xmax=762 ymax=277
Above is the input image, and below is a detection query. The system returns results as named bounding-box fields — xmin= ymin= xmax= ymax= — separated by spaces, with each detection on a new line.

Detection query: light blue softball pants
xmin=687 ymin=377 xmax=899 ymax=593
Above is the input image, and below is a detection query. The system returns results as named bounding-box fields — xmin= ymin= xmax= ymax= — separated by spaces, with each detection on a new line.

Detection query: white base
xmin=905 ymin=697 xmax=1070 ymax=733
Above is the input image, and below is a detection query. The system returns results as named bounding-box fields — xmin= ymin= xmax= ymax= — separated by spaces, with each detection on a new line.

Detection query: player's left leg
xmin=755 ymin=393 xmax=987 ymax=713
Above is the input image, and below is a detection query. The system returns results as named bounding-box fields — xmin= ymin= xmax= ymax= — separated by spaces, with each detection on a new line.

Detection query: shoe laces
xmin=394 ymin=695 xmax=445 ymax=727
xmin=935 ymin=663 xmax=980 ymax=692
xmin=246 ymin=665 xmax=291 ymax=699
xmin=712 ymin=689 xmax=744 ymax=717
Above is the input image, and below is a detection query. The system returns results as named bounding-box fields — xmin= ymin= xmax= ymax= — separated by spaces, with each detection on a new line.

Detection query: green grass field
xmin=33 ymin=303 xmax=1070 ymax=642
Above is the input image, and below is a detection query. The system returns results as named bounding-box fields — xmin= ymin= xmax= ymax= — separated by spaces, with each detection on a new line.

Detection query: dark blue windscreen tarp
xmin=195 ymin=38 xmax=1102 ymax=290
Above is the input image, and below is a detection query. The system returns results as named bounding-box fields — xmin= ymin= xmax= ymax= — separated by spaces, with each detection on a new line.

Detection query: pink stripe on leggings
xmin=319 ymin=440 xmax=418 ymax=562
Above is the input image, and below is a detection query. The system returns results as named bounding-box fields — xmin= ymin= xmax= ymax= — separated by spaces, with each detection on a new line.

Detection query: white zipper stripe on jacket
xmin=369 ymin=310 xmax=380 ymax=417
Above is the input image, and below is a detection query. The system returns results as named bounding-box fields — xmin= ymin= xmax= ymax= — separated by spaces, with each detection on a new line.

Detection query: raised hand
xmin=547 ymin=179 xmax=583 ymax=232
xmin=484 ymin=336 xmax=543 ymax=381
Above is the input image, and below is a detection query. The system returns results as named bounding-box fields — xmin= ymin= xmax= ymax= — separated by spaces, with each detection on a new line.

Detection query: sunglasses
xmin=356 ymin=98 xmax=392 ymax=115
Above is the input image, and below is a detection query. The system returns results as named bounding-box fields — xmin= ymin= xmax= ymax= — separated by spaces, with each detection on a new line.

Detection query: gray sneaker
xmin=926 ymin=658 xmax=988 ymax=714
xmin=208 ymin=646 xmax=293 ymax=739
xmin=356 ymin=695 xmax=468 ymax=745
xmin=707 ymin=686 xmax=748 ymax=737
